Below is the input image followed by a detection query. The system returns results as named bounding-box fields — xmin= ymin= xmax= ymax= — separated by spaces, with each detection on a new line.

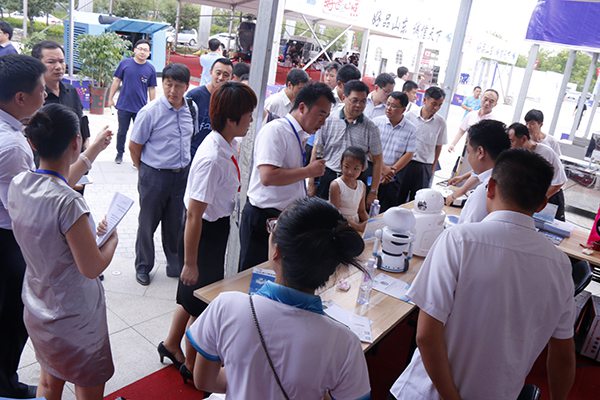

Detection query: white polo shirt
xmin=405 ymin=107 xmax=447 ymax=164
xmin=533 ymin=143 xmax=567 ymax=186
xmin=458 ymin=168 xmax=491 ymax=224
xmin=0 ymin=109 xmax=35 ymax=230
xmin=391 ymin=210 xmax=576 ymax=400
xmin=187 ymin=282 xmax=371 ymax=400
xmin=184 ymin=131 xmax=240 ymax=222
xmin=459 ymin=109 xmax=497 ymax=133
xmin=264 ymin=89 xmax=293 ymax=119
xmin=541 ymin=134 xmax=562 ymax=156
xmin=248 ymin=114 xmax=308 ymax=211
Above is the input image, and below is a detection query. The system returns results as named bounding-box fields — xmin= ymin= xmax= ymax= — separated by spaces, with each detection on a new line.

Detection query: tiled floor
xmin=15 ymin=84 xmax=600 ymax=398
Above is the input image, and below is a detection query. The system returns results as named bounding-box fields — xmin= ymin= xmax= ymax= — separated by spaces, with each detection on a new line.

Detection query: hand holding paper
xmin=96 ymin=193 xmax=134 ymax=247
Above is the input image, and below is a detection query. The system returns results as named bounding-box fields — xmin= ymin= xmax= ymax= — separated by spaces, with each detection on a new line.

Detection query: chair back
xmin=572 ymin=259 xmax=592 ymax=296
xmin=516 ymin=384 xmax=541 ymax=400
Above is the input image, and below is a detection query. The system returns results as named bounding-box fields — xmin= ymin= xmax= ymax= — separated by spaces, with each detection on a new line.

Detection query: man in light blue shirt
xmin=461 ymin=85 xmax=481 ymax=117
xmin=129 ymin=64 xmax=195 ymax=286
xmin=199 ymin=38 xmax=223 ymax=85
xmin=373 ymin=92 xmax=417 ymax=211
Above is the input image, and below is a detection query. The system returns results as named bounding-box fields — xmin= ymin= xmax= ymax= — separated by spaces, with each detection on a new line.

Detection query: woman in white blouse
xmin=187 ymin=197 xmax=372 ymax=399
xmin=158 ymin=82 xmax=258 ymax=383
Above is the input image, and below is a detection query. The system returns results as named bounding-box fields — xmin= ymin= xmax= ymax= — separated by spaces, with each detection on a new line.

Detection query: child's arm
xmin=351 ymin=184 xmax=369 ymax=233
xmin=329 ymin=180 xmax=341 ymax=206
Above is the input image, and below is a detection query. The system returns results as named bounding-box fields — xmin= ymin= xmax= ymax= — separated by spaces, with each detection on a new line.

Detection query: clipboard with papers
xmin=96 ymin=192 xmax=134 ymax=247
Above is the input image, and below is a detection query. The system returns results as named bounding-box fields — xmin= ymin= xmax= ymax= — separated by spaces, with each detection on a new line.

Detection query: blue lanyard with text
xmin=284 ymin=117 xmax=306 ymax=166
xmin=35 ymin=169 xmax=68 ymax=184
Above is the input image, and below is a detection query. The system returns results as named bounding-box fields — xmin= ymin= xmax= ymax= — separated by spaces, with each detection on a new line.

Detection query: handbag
xmin=249 ymin=295 xmax=290 ymax=400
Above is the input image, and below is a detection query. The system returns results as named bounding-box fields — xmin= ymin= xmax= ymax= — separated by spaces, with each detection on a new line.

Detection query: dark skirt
xmin=176 ymin=216 xmax=230 ymax=317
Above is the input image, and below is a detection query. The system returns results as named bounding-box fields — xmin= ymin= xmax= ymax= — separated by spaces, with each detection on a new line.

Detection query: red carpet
xmin=525 ymin=350 xmax=600 ymax=399
xmin=104 ymin=366 xmax=204 ymax=400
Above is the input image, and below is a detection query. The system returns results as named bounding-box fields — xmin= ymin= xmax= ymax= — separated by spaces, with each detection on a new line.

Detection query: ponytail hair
xmin=273 ymin=197 xmax=365 ymax=291
xmin=25 ymin=104 xmax=80 ymax=160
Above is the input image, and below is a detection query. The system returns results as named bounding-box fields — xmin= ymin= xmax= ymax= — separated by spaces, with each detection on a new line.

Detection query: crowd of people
xmin=0 ymin=28 xmax=577 ymax=400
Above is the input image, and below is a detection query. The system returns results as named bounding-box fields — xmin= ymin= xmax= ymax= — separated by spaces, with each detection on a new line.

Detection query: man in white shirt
xmin=264 ymin=68 xmax=309 ymax=119
xmin=199 ymin=38 xmax=223 ymax=86
xmin=508 ymin=122 xmax=568 ymax=221
xmin=364 ymin=72 xmax=394 ymax=119
xmin=391 ymin=149 xmax=576 ymax=400
xmin=525 ymin=109 xmax=562 ymax=155
xmin=448 ymin=88 xmax=499 ymax=153
xmin=458 ymin=120 xmax=510 ymax=224
xmin=239 ymin=83 xmax=334 ymax=271
xmin=402 ymin=87 xmax=447 ymax=202
xmin=332 ymin=64 xmax=361 ymax=106
xmin=394 ymin=66 xmax=409 ymax=92
xmin=402 ymin=80 xmax=418 ymax=113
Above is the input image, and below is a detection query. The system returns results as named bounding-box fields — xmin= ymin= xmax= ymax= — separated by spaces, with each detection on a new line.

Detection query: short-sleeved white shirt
xmin=404 ymin=108 xmax=447 ymax=164
xmin=458 ymin=168 xmax=491 ymax=224
xmin=247 ymin=114 xmax=308 ymax=211
xmin=533 ymin=143 xmax=567 ymax=186
xmin=264 ymin=89 xmax=293 ymax=119
xmin=459 ymin=109 xmax=497 ymax=133
xmin=541 ymin=134 xmax=562 ymax=156
xmin=364 ymin=93 xmax=386 ymax=120
xmin=184 ymin=131 xmax=239 ymax=222
xmin=187 ymin=282 xmax=371 ymax=400
xmin=0 ymin=109 xmax=35 ymax=230
xmin=391 ymin=210 xmax=576 ymax=400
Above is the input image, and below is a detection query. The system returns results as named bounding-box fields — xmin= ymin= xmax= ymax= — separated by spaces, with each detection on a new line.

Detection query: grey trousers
xmin=135 ymin=162 xmax=189 ymax=275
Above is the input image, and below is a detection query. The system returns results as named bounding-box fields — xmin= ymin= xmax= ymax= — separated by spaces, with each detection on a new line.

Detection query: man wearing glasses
xmin=107 ymin=39 xmax=157 ymax=164
xmin=309 ymin=79 xmax=383 ymax=206
xmin=364 ymin=72 xmax=395 ymax=119
xmin=372 ymin=92 xmax=416 ymax=211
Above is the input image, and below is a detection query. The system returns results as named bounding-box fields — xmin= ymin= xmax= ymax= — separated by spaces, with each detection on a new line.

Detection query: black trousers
xmin=316 ymin=162 xmax=374 ymax=200
xmin=116 ymin=110 xmax=137 ymax=155
xmin=548 ymin=189 xmax=566 ymax=222
xmin=396 ymin=160 xmax=433 ymax=204
xmin=238 ymin=201 xmax=281 ymax=272
xmin=0 ymin=229 xmax=30 ymax=397
xmin=135 ymin=162 xmax=189 ymax=275
xmin=177 ymin=216 xmax=230 ymax=317
xmin=379 ymin=179 xmax=402 ymax=212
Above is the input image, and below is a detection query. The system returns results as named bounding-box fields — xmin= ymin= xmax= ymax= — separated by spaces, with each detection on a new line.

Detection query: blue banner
xmin=526 ymin=0 xmax=600 ymax=49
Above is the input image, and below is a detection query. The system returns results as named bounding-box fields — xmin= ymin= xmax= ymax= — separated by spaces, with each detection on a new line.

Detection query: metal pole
xmin=301 ymin=15 xmax=332 ymax=62
xmin=512 ymin=43 xmax=539 ymax=123
xmin=174 ymin=0 xmax=181 ymax=49
xmin=22 ymin=0 xmax=28 ymax=38
xmin=438 ymin=0 xmax=473 ymax=119
xmin=227 ymin=7 xmax=235 ymax=52
xmin=68 ymin=0 xmax=75 ymax=76
xmin=569 ymin=52 xmax=598 ymax=140
xmin=584 ymin=78 xmax=600 ymax=139
xmin=413 ymin=41 xmax=423 ymax=80
xmin=108 ymin=0 xmax=113 ymax=15
xmin=302 ymin=25 xmax=353 ymax=71
xmin=357 ymin=28 xmax=370 ymax=77
xmin=226 ymin=0 xmax=281 ymax=276
xmin=548 ymin=50 xmax=576 ymax=137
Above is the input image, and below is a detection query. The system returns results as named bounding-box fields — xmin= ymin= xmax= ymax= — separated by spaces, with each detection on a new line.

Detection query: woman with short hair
xmin=158 ymin=81 xmax=258 ymax=383
xmin=187 ymin=197 xmax=372 ymax=399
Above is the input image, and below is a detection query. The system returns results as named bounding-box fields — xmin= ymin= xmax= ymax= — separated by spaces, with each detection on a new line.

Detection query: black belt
xmin=143 ymin=162 xmax=188 ymax=173
xmin=409 ymin=160 xmax=433 ymax=167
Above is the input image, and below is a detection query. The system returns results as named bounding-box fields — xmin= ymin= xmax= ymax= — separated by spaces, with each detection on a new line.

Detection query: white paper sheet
xmin=323 ymin=301 xmax=373 ymax=343
xmin=96 ymin=192 xmax=134 ymax=247
xmin=372 ymin=274 xmax=411 ymax=302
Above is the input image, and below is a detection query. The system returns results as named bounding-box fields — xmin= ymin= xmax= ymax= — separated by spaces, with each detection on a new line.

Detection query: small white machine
xmin=375 ymin=207 xmax=415 ymax=273
xmin=412 ymin=189 xmax=446 ymax=257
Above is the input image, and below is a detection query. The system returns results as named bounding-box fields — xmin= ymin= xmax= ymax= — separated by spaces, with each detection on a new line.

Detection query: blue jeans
xmin=116 ymin=110 xmax=137 ymax=155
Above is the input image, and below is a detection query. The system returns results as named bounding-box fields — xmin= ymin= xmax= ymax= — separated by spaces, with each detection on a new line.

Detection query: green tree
xmin=161 ymin=0 xmax=200 ymax=30
xmin=113 ymin=0 xmax=152 ymax=20
xmin=4 ymin=0 xmax=55 ymax=26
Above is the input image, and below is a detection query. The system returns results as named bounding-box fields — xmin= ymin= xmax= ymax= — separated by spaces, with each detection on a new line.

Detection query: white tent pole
xmin=569 ymin=52 xmax=598 ymax=140
xmin=68 ymin=0 xmax=75 ymax=76
xmin=512 ymin=43 xmax=539 ymax=123
xmin=302 ymin=25 xmax=352 ymax=71
xmin=548 ymin=50 xmax=576 ymax=137
xmin=22 ymin=0 xmax=28 ymax=38
xmin=357 ymin=29 xmax=369 ymax=77
xmin=301 ymin=15 xmax=332 ymax=62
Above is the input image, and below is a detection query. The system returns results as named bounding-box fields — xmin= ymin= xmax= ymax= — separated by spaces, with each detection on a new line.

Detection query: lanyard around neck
xmin=283 ymin=117 xmax=306 ymax=166
xmin=35 ymin=169 xmax=68 ymax=184
xmin=231 ymin=155 xmax=240 ymax=192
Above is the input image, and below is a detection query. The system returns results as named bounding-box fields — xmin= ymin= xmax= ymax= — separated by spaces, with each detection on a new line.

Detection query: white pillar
xmin=512 ymin=43 xmax=539 ymax=123
xmin=548 ymin=50 xmax=576 ymax=137
xmin=198 ymin=5 xmax=213 ymax=49
xmin=267 ymin=0 xmax=286 ymax=84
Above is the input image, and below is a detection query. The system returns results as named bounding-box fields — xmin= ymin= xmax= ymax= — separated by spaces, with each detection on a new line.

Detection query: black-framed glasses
xmin=266 ymin=218 xmax=278 ymax=234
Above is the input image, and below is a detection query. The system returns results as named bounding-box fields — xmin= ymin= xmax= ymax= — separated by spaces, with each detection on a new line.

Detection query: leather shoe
xmin=136 ymin=271 xmax=150 ymax=286
xmin=8 ymin=384 xmax=38 ymax=399
xmin=166 ymin=266 xmax=180 ymax=278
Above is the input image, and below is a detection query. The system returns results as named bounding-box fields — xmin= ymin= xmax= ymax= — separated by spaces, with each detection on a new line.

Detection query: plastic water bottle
xmin=369 ymin=199 xmax=381 ymax=218
xmin=356 ymin=258 xmax=376 ymax=306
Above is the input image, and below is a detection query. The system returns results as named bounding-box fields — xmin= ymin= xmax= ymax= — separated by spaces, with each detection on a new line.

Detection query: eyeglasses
xmin=385 ymin=103 xmax=403 ymax=110
xmin=266 ymin=218 xmax=278 ymax=234
xmin=135 ymin=47 xmax=150 ymax=52
xmin=347 ymin=98 xmax=367 ymax=106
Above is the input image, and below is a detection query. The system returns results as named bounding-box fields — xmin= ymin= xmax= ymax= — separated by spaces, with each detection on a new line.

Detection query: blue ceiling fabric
xmin=526 ymin=0 xmax=600 ymax=49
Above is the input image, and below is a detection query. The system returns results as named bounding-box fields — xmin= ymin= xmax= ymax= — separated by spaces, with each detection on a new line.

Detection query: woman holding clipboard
xmin=7 ymin=104 xmax=118 ymax=400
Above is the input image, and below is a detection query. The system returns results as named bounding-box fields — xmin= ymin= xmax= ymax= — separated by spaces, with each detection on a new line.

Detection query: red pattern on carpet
xmin=104 ymin=366 xmax=204 ymax=400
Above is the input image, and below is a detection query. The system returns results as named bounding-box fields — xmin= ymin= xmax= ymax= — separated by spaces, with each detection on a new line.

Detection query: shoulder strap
xmin=249 ymin=295 xmax=290 ymax=400
xmin=185 ymin=97 xmax=198 ymax=137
